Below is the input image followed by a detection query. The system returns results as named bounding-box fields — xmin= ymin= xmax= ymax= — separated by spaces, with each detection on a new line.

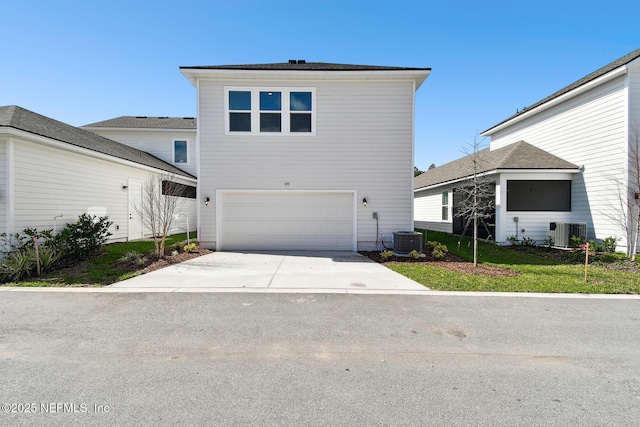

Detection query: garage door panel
xmin=220 ymin=192 xmax=354 ymax=250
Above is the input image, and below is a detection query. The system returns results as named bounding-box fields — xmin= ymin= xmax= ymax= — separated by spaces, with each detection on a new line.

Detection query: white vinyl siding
xmin=414 ymin=186 xmax=454 ymax=233
xmin=199 ymin=79 xmax=416 ymax=250
xmin=488 ymin=75 xmax=628 ymax=246
xmin=86 ymin=129 xmax=197 ymax=176
xmin=8 ymin=137 xmax=196 ymax=242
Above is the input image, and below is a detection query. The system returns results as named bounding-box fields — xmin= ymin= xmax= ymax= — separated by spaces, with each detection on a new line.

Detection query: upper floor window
xmin=225 ymin=87 xmax=315 ymax=135
xmin=173 ymin=139 xmax=188 ymax=164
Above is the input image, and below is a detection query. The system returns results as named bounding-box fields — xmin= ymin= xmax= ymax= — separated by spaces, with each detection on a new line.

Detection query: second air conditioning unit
xmin=549 ymin=222 xmax=587 ymax=248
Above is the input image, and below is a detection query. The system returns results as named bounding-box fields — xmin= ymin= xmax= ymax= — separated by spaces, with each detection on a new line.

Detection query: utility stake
xmin=583 ymin=242 xmax=590 ymax=282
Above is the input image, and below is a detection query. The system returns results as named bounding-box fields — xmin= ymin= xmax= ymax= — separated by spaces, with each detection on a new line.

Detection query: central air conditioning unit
xmin=393 ymin=231 xmax=422 ymax=254
xmin=549 ymin=222 xmax=588 ymax=248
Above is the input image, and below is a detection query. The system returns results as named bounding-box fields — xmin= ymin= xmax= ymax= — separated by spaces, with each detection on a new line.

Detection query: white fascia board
xmin=482 ymin=67 xmax=628 ymax=136
xmin=181 ymin=68 xmax=431 ymax=90
xmin=1 ymin=128 xmax=197 ymax=184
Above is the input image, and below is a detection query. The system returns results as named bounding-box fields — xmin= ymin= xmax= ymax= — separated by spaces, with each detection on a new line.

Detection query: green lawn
xmin=4 ymin=233 xmax=196 ymax=287
xmin=386 ymin=231 xmax=640 ymax=294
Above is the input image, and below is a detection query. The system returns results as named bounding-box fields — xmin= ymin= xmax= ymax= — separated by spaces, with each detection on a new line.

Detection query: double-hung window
xmin=226 ymin=87 xmax=315 ymax=135
xmin=442 ymin=191 xmax=449 ymax=221
xmin=173 ymin=139 xmax=188 ymax=164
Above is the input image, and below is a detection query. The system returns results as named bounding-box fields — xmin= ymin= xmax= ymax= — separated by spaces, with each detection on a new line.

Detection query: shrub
xmin=520 ymin=237 xmax=536 ymax=247
xmin=426 ymin=241 xmax=448 ymax=259
xmin=602 ymin=236 xmax=617 ymax=253
xmin=542 ymin=236 xmax=554 ymax=248
xmin=409 ymin=250 xmax=420 ymax=260
xmin=0 ymin=251 xmax=35 ymax=282
xmin=380 ymin=250 xmax=394 ymax=261
xmin=50 ymin=214 xmax=112 ymax=261
xmin=35 ymin=246 xmax=61 ymax=273
xmin=570 ymin=235 xmax=584 ymax=248
xmin=183 ymin=243 xmax=198 ymax=253
xmin=507 ymin=236 xmax=519 ymax=246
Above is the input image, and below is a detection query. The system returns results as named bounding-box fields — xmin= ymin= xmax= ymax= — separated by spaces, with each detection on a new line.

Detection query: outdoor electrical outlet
xmin=372 ymin=212 xmax=378 ymax=219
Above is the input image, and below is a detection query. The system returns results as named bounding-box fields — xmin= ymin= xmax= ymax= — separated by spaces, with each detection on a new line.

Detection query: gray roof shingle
xmin=83 ymin=116 xmax=196 ymax=129
xmin=483 ymin=48 xmax=640 ymax=134
xmin=0 ymin=106 xmax=195 ymax=179
xmin=414 ymin=141 xmax=579 ymax=190
xmin=180 ymin=61 xmax=430 ymax=72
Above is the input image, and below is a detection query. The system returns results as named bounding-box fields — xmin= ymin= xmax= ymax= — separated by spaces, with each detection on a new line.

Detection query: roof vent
xmin=288 ymin=59 xmax=296 ymax=64
xmin=288 ymin=59 xmax=307 ymax=64
xmin=297 ymin=59 xmax=306 ymax=64
xmin=135 ymin=116 xmax=148 ymax=119
xmin=183 ymin=117 xmax=195 ymax=120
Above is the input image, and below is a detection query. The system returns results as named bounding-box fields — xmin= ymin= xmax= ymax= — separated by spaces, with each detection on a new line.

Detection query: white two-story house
xmin=180 ymin=61 xmax=430 ymax=251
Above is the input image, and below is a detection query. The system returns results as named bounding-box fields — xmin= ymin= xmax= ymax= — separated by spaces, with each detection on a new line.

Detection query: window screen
xmin=507 ymin=180 xmax=571 ymax=211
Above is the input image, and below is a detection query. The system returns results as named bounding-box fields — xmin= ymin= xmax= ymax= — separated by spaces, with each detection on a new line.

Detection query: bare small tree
xmin=137 ymin=174 xmax=187 ymax=256
xmin=603 ymin=130 xmax=640 ymax=260
xmin=454 ymin=135 xmax=496 ymax=267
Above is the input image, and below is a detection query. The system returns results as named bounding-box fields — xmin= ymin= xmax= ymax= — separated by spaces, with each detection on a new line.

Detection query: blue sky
xmin=2 ymin=0 xmax=638 ymax=169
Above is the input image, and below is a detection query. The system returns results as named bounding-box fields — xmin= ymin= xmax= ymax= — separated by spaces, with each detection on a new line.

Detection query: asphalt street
xmin=1 ymin=291 xmax=639 ymax=426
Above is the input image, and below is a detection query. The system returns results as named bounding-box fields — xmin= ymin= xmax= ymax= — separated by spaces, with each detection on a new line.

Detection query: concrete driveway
xmin=109 ymin=251 xmax=429 ymax=293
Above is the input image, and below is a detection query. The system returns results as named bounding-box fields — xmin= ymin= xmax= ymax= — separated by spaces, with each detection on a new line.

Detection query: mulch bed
xmin=359 ymin=251 xmax=520 ymax=278
xmin=117 ymin=249 xmax=214 ymax=274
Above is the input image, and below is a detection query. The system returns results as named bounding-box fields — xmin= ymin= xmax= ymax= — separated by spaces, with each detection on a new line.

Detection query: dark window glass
xmin=507 ymin=180 xmax=571 ymax=211
xmin=260 ymin=113 xmax=281 ymax=132
xmin=229 ymin=91 xmax=251 ymax=110
xmin=260 ymin=92 xmax=281 ymax=111
xmin=290 ymin=92 xmax=312 ymax=111
xmin=229 ymin=112 xmax=251 ymax=132
xmin=174 ymin=140 xmax=187 ymax=163
xmin=442 ymin=191 xmax=448 ymax=206
xmin=290 ymin=113 xmax=311 ymax=132
xmin=162 ymin=181 xmax=196 ymax=199
xmin=442 ymin=206 xmax=448 ymax=221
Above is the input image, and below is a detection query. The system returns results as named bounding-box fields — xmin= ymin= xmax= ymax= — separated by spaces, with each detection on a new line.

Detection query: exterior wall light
xmin=205 ymin=197 xmax=211 ymax=206
xmin=362 ymin=197 xmax=367 ymax=207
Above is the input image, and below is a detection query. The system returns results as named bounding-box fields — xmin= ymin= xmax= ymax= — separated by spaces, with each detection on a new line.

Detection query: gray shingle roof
xmin=0 ymin=106 xmax=195 ymax=179
xmin=414 ymin=141 xmax=579 ymax=190
xmin=83 ymin=116 xmax=196 ymax=129
xmin=180 ymin=61 xmax=430 ymax=72
xmin=484 ymin=48 xmax=640 ymax=134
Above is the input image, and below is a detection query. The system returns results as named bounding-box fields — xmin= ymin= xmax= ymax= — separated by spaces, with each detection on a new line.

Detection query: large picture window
xmin=507 ymin=180 xmax=571 ymax=211
xmin=225 ymin=87 xmax=315 ymax=135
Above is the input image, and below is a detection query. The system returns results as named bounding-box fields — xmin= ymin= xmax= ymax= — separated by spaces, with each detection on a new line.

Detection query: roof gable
xmin=414 ymin=141 xmax=579 ymax=190
xmin=0 ymin=106 xmax=195 ymax=179
xmin=483 ymin=48 xmax=640 ymax=134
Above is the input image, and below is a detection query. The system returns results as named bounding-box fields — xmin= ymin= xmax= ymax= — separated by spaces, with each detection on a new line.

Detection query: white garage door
xmin=219 ymin=192 xmax=354 ymax=250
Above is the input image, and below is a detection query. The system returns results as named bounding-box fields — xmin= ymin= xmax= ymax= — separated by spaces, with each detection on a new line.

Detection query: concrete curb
xmin=2 ymin=286 xmax=640 ymax=299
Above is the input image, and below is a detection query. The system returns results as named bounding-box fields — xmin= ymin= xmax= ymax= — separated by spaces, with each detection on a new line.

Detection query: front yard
xmin=3 ymin=233 xmax=207 ymax=287
xmin=371 ymin=231 xmax=640 ymax=294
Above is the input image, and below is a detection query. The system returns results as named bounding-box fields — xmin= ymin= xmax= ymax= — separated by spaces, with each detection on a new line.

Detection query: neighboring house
xmin=82 ymin=116 xmax=197 ymax=177
xmin=0 ymin=105 xmax=197 ymax=245
xmin=415 ymin=48 xmax=640 ymax=253
xmin=180 ymin=61 xmax=431 ymax=250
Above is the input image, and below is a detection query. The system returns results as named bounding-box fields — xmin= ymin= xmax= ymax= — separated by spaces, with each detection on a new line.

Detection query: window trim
xmin=172 ymin=139 xmax=189 ymax=165
xmin=441 ymin=191 xmax=449 ymax=221
xmin=225 ymin=86 xmax=316 ymax=136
